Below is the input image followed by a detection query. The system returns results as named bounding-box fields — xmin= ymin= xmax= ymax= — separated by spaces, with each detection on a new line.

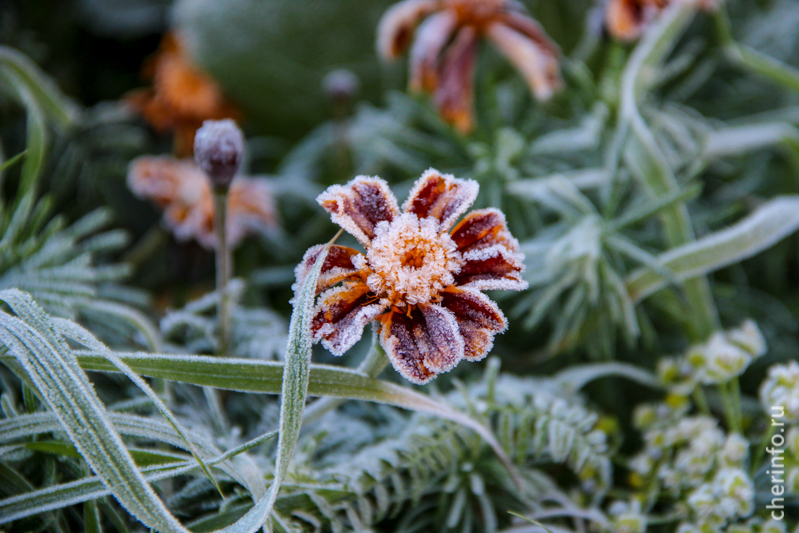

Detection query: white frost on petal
xmin=320 ymin=302 xmax=386 ymax=356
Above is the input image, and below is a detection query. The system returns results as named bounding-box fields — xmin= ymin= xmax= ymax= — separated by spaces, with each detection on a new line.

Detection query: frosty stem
xmin=214 ymin=191 xmax=232 ymax=356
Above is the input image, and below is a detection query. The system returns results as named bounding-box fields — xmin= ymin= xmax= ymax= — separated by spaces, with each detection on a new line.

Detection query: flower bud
xmin=194 ymin=119 xmax=244 ymax=192
xmin=322 ymin=69 xmax=360 ymax=103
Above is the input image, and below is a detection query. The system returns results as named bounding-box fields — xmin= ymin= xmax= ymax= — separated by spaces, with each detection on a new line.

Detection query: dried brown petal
xmin=441 ymin=287 xmax=506 ymax=361
xmin=377 ymin=0 xmax=442 ymax=60
xmin=402 ymin=168 xmax=478 ymax=231
xmin=409 ymin=10 xmax=459 ymax=93
xmin=317 ymin=176 xmax=400 ymax=245
xmin=455 ymin=245 xmax=527 ymax=291
xmin=312 ymin=283 xmax=386 ymax=355
xmin=434 ymin=26 xmax=479 ymax=133
xmin=294 ymin=244 xmax=364 ymax=295
xmin=450 ymin=207 xmax=519 ymax=254
xmin=486 ymin=21 xmax=561 ymax=101
xmin=380 ymin=305 xmax=464 ymax=384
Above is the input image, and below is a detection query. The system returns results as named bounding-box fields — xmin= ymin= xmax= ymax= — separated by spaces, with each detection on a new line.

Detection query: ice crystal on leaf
xmin=302 ymin=169 xmax=527 ymax=384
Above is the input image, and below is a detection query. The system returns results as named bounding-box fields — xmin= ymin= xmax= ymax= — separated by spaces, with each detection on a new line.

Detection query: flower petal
xmin=312 ymin=283 xmax=386 ymax=356
xmin=455 ymin=245 xmax=528 ymax=291
xmin=294 ymin=244 xmax=365 ymax=295
xmin=485 ymin=21 xmax=561 ymax=101
xmin=403 ymin=168 xmax=479 ymax=232
xmin=450 ymin=208 xmax=520 ymax=254
xmin=227 ymin=177 xmax=278 ymax=247
xmin=441 ymin=287 xmax=507 ymax=361
xmin=409 ymin=10 xmax=458 ymax=93
xmin=605 ymin=0 xmax=647 ymax=41
xmin=377 ymin=0 xmax=441 ymax=60
xmin=434 ymin=26 xmax=479 ymax=133
xmin=380 ymin=304 xmax=464 ymax=384
xmin=318 ymin=176 xmax=400 ymax=245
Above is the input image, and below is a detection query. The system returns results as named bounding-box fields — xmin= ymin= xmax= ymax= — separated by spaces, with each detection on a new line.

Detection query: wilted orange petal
xmin=441 ymin=286 xmax=506 ymax=361
xmin=312 ymin=283 xmax=386 ymax=355
xmin=450 ymin=208 xmax=519 ymax=254
xmin=434 ymin=26 xmax=478 ymax=134
xmin=455 ymin=245 xmax=527 ymax=291
xmin=409 ymin=10 xmax=458 ymax=93
xmin=605 ymin=0 xmax=646 ymax=41
xmin=227 ymin=178 xmax=277 ymax=247
xmin=380 ymin=305 xmax=464 ymax=384
xmin=403 ymin=168 xmax=478 ymax=231
xmin=317 ymin=176 xmax=400 ymax=246
xmin=295 ymin=244 xmax=364 ymax=295
xmin=377 ymin=0 xmax=442 ymax=60
xmin=485 ymin=21 xmax=561 ymax=101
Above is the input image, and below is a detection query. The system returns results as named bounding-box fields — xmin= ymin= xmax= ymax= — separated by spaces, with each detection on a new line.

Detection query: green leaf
xmin=0 ymin=289 xmax=188 ymax=532
xmin=626 ymin=196 xmax=799 ymax=301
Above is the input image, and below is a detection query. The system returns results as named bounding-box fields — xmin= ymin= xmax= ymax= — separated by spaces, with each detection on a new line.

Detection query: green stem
xmin=719 ymin=382 xmax=741 ymax=434
xmin=618 ymin=2 xmax=720 ymax=340
xmin=751 ymin=424 xmax=778 ymax=476
xmin=693 ymin=386 xmax=711 ymax=416
xmin=213 ymin=192 xmax=232 ymax=356
xmin=302 ymin=325 xmax=389 ymax=425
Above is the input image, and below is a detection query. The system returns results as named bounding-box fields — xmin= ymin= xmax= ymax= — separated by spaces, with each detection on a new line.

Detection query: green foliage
xmin=4 ymin=0 xmax=799 ymax=532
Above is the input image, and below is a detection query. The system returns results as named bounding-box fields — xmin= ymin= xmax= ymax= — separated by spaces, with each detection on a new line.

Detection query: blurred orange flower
xmin=377 ymin=0 xmax=562 ymax=133
xmin=297 ymin=169 xmax=527 ymax=384
xmin=128 ymin=156 xmax=276 ymax=250
xmin=605 ymin=0 xmax=719 ymax=41
xmin=126 ymin=33 xmax=240 ymax=156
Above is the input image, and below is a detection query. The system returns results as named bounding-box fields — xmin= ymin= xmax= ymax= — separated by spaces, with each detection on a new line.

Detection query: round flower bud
xmin=322 ymin=69 xmax=360 ymax=103
xmin=194 ymin=119 xmax=244 ymax=192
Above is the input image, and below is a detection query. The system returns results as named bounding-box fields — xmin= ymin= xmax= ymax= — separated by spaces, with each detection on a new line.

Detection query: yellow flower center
xmin=364 ymin=213 xmax=462 ymax=306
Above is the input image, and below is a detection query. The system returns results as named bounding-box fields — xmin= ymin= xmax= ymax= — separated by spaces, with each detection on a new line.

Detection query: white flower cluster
xmin=760 ymin=361 xmax=799 ymax=422
xmin=686 ymin=320 xmax=766 ymax=385
xmin=606 ymin=500 xmax=646 ymax=533
xmin=685 ymin=467 xmax=754 ymax=530
xmin=726 ymin=517 xmax=788 ymax=533
xmin=630 ymin=411 xmax=758 ymax=531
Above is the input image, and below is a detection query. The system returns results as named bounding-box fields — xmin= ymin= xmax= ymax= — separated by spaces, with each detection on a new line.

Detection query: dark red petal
xmin=441 ymin=287 xmax=507 ymax=361
xmin=312 ymin=283 xmax=386 ymax=356
xmin=318 ymin=176 xmax=400 ymax=245
xmin=450 ymin=208 xmax=519 ymax=254
xmin=403 ymin=169 xmax=478 ymax=232
xmin=380 ymin=305 xmax=464 ymax=384
xmin=377 ymin=0 xmax=442 ymax=59
xmin=433 ymin=26 xmax=478 ymax=134
xmin=409 ymin=10 xmax=458 ymax=93
xmin=294 ymin=244 xmax=364 ymax=295
xmin=455 ymin=246 xmax=527 ymax=291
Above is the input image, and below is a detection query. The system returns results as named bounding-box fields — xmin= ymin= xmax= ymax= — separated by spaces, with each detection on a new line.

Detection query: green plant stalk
xmin=719 ymin=382 xmax=741 ymax=434
xmin=302 ymin=325 xmax=389 ymax=425
xmin=213 ymin=192 xmax=232 ymax=356
xmin=618 ymin=2 xmax=719 ymax=340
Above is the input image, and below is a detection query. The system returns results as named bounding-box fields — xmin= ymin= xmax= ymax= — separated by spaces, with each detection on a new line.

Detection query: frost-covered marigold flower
xmin=377 ymin=0 xmax=561 ymax=133
xmin=126 ymin=33 xmax=240 ymax=157
xmin=128 ymin=156 xmax=276 ymax=249
xmin=297 ymin=169 xmax=527 ymax=384
xmin=605 ymin=0 xmax=720 ymax=42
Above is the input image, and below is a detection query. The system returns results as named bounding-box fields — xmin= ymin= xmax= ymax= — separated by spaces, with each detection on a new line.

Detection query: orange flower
xmin=297 ymin=169 xmax=527 ymax=384
xmin=126 ymin=33 xmax=240 ymax=156
xmin=377 ymin=0 xmax=562 ymax=133
xmin=127 ymin=156 xmax=276 ymax=249
xmin=605 ymin=0 xmax=718 ymax=41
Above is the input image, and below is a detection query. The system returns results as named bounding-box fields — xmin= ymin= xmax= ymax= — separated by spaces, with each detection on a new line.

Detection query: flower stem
xmin=302 ymin=325 xmax=389 ymax=425
xmin=213 ymin=191 xmax=232 ymax=356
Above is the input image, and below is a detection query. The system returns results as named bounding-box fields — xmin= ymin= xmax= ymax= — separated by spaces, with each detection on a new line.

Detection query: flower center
xmin=365 ymin=213 xmax=462 ymax=306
